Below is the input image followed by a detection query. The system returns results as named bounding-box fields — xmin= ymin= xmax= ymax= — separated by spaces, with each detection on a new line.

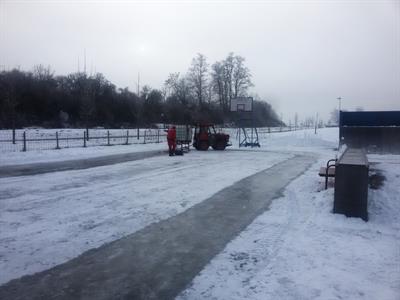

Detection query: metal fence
xmin=0 ymin=128 xmax=166 ymax=152
xmin=0 ymin=126 xmax=307 ymax=153
xmin=224 ymin=126 xmax=303 ymax=140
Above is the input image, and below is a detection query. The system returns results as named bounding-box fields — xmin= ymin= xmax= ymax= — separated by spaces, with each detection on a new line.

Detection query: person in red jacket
xmin=167 ymin=126 xmax=176 ymax=156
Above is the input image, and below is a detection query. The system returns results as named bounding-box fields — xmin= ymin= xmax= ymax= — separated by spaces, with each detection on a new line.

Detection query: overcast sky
xmin=1 ymin=0 xmax=399 ymax=122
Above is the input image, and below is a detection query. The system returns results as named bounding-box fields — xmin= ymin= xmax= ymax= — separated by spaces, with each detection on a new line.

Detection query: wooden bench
xmin=319 ymin=158 xmax=337 ymax=189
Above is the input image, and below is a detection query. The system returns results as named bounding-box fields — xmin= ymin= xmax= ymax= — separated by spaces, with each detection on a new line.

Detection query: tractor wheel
xmin=197 ymin=140 xmax=209 ymax=151
xmin=213 ymin=140 xmax=226 ymax=150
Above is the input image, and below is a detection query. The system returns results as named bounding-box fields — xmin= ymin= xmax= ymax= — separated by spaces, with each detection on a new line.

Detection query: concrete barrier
xmin=333 ymin=148 xmax=369 ymax=221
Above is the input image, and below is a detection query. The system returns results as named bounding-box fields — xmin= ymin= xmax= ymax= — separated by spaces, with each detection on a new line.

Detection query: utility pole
xmin=337 ymin=96 xmax=342 ymax=127
xmin=138 ymin=72 xmax=140 ymax=97
xmin=137 ymin=72 xmax=140 ymax=97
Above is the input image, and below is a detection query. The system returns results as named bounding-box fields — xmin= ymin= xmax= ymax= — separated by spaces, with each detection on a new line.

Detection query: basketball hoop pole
xmin=251 ymin=97 xmax=254 ymax=145
xmin=231 ymin=96 xmax=260 ymax=148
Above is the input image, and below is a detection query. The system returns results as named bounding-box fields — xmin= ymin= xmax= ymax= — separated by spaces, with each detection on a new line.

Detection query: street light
xmin=337 ymin=97 xmax=342 ymax=112
xmin=337 ymin=97 xmax=342 ymax=128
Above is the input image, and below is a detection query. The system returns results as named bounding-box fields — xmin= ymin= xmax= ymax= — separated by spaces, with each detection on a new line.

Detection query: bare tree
xmin=0 ymin=70 xmax=22 ymax=142
xmin=223 ymin=53 xmax=235 ymax=106
xmin=211 ymin=61 xmax=226 ymax=110
xmin=4 ymin=83 xmax=18 ymax=143
xmin=164 ymin=72 xmax=180 ymax=98
xmin=304 ymin=116 xmax=314 ymax=128
xmin=232 ymin=55 xmax=253 ymax=98
xmin=140 ymin=85 xmax=152 ymax=100
xmin=164 ymin=72 xmax=191 ymax=104
xmin=211 ymin=53 xmax=253 ymax=112
xmin=188 ymin=53 xmax=209 ymax=105
xmin=33 ymin=64 xmax=54 ymax=81
xmin=79 ymin=77 xmax=95 ymax=140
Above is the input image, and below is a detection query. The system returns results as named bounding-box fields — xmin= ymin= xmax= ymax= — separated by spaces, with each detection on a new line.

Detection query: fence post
xmin=12 ymin=128 xmax=16 ymax=144
xmin=83 ymin=131 xmax=87 ymax=147
xmin=107 ymin=130 xmax=111 ymax=146
xmin=239 ymin=128 xmax=241 ymax=147
xmin=126 ymin=130 xmax=129 ymax=145
xmin=22 ymin=131 xmax=26 ymax=151
xmin=143 ymin=130 xmax=146 ymax=144
xmin=157 ymin=129 xmax=160 ymax=143
xmin=268 ymin=127 xmax=270 ymax=133
xmin=137 ymin=128 xmax=139 ymax=140
xmin=56 ymin=132 xmax=60 ymax=149
xmin=86 ymin=128 xmax=89 ymax=141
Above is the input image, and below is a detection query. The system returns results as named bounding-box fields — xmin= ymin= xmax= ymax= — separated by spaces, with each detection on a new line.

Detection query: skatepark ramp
xmin=339 ymin=110 xmax=400 ymax=154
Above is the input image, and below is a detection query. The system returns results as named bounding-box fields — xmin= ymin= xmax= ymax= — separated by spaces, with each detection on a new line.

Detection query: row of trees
xmin=0 ymin=53 xmax=282 ymax=129
xmin=165 ymin=53 xmax=253 ymax=112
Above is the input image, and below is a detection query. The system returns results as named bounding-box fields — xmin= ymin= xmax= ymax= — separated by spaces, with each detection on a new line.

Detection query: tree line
xmin=0 ymin=53 xmax=283 ymax=129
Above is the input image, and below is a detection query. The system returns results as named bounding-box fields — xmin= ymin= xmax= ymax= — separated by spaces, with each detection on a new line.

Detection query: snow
xmin=0 ymin=127 xmax=338 ymax=166
xmin=0 ymin=128 xmax=166 ymax=166
xmin=177 ymin=156 xmax=400 ymax=300
xmin=0 ymin=143 xmax=166 ymax=166
xmin=0 ymin=150 xmax=291 ymax=284
xmin=1 ymin=127 xmax=399 ymax=300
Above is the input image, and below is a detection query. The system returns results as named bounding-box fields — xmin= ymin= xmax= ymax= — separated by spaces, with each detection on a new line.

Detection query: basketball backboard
xmin=230 ymin=97 xmax=253 ymax=112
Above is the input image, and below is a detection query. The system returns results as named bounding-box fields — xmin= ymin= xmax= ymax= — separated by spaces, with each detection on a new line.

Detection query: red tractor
xmin=193 ymin=123 xmax=230 ymax=151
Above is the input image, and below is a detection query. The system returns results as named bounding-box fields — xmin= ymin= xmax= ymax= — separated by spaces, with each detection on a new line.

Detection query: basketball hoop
xmin=230 ymin=97 xmax=253 ymax=112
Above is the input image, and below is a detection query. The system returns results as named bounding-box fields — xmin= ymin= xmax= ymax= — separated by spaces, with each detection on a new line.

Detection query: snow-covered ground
xmin=177 ymin=156 xmax=400 ymax=300
xmin=0 ymin=143 xmax=167 ymax=166
xmin=1 ymin=127 xmax=399 ymax=300
xmin=0 ymin=128 xmax=166 ymax=166
xmin=0 ymin=150 xmax=291 ymax=284
xmin=0 ymin=127 xmax=334 ymax=166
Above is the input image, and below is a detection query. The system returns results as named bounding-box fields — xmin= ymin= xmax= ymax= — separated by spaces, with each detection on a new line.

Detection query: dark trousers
xmin=168 ymin=139 xmax=176 ymax=155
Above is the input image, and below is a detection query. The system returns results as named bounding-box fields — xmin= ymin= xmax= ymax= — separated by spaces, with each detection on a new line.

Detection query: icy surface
xmin=0 ymin=150 xmax=290 ymax=284
xmin=1 ymin=127 xmax=399 ymax=300
xmin=177 ymin=157 xmax=400 ymax=300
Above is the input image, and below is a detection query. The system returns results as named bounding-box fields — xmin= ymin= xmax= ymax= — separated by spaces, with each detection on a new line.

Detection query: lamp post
xmin=337 ymin=97 xmax=342 ymax=127
xmin=337 ymin=97 xmax=342 ymax=112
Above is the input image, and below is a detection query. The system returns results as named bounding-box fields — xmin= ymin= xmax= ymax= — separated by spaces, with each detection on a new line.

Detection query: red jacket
xmin=167 ymin=127 xmax=176 ymax=140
